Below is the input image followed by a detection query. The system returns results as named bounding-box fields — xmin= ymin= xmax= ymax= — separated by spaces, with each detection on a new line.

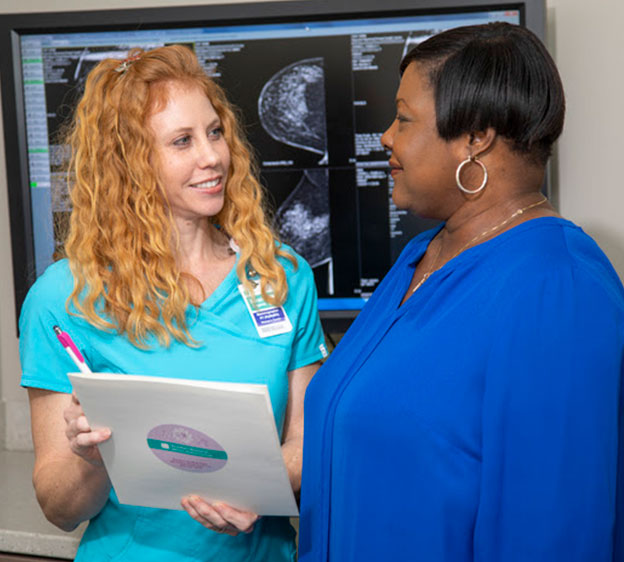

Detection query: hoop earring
xmin=455 ymin=155 xmax=488 ymax=194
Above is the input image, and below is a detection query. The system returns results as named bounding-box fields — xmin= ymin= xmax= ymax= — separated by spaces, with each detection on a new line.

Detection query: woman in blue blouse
xmin=299 ymin=22 xmax=624 ymax=561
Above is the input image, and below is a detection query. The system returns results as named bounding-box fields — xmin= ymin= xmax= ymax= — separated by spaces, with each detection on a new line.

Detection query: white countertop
xmin=0 ymin=449 xmax=85 ymax=559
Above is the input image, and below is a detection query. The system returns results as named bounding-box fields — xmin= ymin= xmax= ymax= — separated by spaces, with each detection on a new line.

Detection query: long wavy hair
xmin=61 ymin=45 xmax=294 ymax=347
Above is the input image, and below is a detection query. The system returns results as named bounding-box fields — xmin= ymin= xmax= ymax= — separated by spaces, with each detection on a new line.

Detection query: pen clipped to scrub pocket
xmin=53 ymin=325 xmax=92 ymax=374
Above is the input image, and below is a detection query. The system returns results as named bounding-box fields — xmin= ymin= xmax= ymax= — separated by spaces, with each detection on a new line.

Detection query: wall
xmin=546 ymin=0 xmax=624 ymax=275
xmin=1 ymin=0 xmax=622 ymax=450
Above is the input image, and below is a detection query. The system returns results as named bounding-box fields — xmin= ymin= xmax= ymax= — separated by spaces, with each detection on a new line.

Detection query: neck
xmin=436 ymin=191 xmax=552 ymax=260
xmin=446 ymin=191 xmax=540 ymax=231
xmin=173 ymin=217 xmax=227 ymax=269
xmin=444 ymin=146 xmax=547 ymax=234
xmin=172 ymin=217 xmax=236 ymax=305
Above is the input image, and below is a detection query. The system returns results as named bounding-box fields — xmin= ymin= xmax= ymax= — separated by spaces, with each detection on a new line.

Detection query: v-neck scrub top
xmin=300 ymin=217 xmax=624 ymax=562
xmin=20 ymin=250 xmax=326 ymax=562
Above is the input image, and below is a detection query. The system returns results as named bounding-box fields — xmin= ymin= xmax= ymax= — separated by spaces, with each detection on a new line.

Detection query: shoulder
xmin=18 ymin=259 xmax=90 ymax=393
xmin=488 ymin=218 xmax=624 ymax=311
xmin=31 ymin=258 xmax=72 ymax=288
xmin=398 ymin=225 xmax=442 ymax=266
xmin=19 ymin=259 xmax=79 ymax=338
xmin=480 ymin=221 xmax=624 ymax=393
xmin=274 ymin=244 xmax=321 ymax=322
xmin=277 ymin=243 xmax=315 ymax=283
xmin=21 ymin=259 xmax=74 ymax=316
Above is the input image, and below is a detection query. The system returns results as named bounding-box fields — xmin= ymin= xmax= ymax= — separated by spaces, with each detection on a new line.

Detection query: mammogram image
xmin=401 ymin=32 xmax=433 ymax=60
xmin=276 ymin=168 xmax=331 ymax=271
xmin=258 ymin=58 xmax=328 ymax=164
xmin=72 ymin=48 xmax=130 ymax=83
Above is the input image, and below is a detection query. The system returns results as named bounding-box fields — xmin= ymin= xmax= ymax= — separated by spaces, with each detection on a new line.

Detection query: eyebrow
xmin=167 ymin=118 xmax=222 ymax=135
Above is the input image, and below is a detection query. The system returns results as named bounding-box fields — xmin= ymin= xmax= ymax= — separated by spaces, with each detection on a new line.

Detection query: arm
xmin=182 ymin=361 xmax=321 ymax=534
xmin=281 ymin=361 xmax=321 ymax=495
xmin=29 ymin=388 xmax=112 ymax=531
xmin=474 ymin=272 xmax=623 ymax=561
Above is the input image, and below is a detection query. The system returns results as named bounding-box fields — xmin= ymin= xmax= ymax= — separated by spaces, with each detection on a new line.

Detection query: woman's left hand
xmin=181 ymin=495 xmax=260 ymax=536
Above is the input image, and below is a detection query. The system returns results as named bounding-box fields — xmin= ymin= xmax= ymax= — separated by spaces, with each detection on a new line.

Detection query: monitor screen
xmin=0 ymin=1 xmax=543 ymax=332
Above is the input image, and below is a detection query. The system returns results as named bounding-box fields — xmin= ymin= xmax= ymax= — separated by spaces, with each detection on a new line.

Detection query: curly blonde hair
xmin=62 ymin=45 xmax=295 ymax=347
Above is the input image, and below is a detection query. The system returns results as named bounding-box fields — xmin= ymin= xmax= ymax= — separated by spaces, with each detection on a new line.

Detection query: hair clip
xmin=114 ymin=53 xmax=141 ymax=74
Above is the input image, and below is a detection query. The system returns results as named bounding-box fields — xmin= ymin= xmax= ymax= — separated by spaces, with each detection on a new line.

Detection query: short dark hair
xmin=401 ymin=22 xmax=565 ymax=164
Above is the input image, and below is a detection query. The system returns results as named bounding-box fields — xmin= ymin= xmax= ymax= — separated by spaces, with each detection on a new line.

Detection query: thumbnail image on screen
xmin=20 ymin=9 xmax=520 ymax=313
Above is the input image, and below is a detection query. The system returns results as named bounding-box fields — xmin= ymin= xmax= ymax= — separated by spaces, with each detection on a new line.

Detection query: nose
xmin=196 ymin=137 xmax=220 ymax=168
xmin=380 ymin=119 xmax=396 ymax=151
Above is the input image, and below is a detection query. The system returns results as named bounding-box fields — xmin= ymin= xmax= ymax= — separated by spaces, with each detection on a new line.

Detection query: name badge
xmin=238 ymin=282 xmax=293 ymax=338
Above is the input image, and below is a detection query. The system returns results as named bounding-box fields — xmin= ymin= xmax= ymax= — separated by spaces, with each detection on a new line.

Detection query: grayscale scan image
xmin=276 ymin=168 xmax=332 ymax=281
xmin=72 ymin=48 xmax=129 ymax=83
xmin=401 ymin=31 xmax=431 ymax=60
xmin=258 ymin=58 xmax=328 ymax=164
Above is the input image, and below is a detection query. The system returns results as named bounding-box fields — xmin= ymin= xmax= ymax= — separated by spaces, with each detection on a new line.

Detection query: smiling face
xmin=148 ymin=81 xmax=231 ymax=224
xmin=381 ymin=62 xmax=462 ymax=218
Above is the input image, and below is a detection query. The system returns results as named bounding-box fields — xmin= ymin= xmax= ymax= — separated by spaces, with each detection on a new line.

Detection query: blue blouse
xmin=300 ymin=217 xmax=624 ymax=561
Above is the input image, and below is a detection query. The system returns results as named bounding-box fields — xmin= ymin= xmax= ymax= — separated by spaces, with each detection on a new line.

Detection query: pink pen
xmin=53 ymin=325 xmax=92 ymax=374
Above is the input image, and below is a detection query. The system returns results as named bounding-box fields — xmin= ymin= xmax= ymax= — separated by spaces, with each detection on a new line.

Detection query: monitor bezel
xmin=0 ymin=0 xmax=545 ymax=334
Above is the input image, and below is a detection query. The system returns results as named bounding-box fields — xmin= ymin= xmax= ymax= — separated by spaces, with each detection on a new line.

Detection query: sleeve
xmin=616 ymin=377 xmax=624 ymax=561
xmin=19 ymin=264 xmax=89 ymax=393
xmin=284 ymin=254 xmax=327 ymax=372
xmin=474 ymin=267 xmax=624 ymax=561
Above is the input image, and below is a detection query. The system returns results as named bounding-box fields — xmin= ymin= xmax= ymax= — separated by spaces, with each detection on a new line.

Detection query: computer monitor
xmin=0 ymin=0 xmax=545 ymax=333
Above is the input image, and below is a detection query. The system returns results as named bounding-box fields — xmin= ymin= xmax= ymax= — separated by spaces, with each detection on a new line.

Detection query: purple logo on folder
xmin=146 ymin=424 xmax=228 ymax=473
xmin=253 ymin=307 xmax=285 ymax=327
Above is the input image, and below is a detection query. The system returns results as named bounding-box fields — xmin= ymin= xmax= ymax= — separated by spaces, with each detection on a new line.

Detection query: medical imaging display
xmin=259 ymin=58 xmax=328 ymax=164
xmin=18 ymin=9 xmax=520 ymax=314
xmin=275 ymin=169 xmax=331 ymax=269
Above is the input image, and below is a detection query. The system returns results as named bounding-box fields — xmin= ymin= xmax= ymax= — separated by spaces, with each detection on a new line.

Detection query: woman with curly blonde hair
xmin=19 ymin=44 xmax=325 ymax=562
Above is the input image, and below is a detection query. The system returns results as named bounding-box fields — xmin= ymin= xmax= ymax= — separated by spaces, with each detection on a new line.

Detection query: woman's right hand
xmin=63 ymin=393 xmax=111 ymax=467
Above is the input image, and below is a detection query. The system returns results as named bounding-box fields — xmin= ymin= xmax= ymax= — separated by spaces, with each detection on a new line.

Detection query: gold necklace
xmin=411 ymin=196 xmax=548 ymax=293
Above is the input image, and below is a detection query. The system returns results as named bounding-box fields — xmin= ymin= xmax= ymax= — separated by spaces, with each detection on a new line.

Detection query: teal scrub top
xmin=20 ymin=249 xmax=326 ymax=562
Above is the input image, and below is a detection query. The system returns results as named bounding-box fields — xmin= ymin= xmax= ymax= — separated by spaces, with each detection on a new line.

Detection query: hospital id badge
xmin=238 ymin=283 xmax=293 ymax=338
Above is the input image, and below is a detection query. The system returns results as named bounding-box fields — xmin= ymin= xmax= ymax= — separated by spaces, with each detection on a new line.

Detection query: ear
xmin=467 ymin=127 xmax=497 ymax=158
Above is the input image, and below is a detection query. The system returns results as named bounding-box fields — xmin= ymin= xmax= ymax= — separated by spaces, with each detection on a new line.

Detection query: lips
xmin=189 ymin=177 xmax=223 ymax=193
xmin=191 ymin=178 xmax=220 ymax=189
xmin=388 ymin=160 xmax=402 ymax=176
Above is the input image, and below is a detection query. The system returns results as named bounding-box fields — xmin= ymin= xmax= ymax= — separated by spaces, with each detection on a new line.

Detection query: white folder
xmin=68 ymin=371 xmax=298 ymax=516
